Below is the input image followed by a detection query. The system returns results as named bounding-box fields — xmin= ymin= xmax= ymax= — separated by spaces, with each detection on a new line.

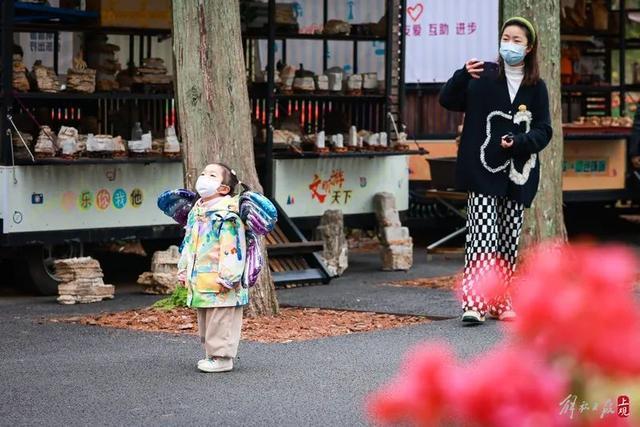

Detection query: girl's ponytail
xmin=238 ymin=181 xmax=251 ymax=195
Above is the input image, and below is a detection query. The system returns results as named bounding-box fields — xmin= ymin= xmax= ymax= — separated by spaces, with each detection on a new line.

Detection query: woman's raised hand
xmin=465 ymin=59 xmax=484 ymax=79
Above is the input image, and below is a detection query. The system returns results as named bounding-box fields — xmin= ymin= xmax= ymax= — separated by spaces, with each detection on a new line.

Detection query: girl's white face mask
xmin=195 ymin=175 xmax=222 ymax=198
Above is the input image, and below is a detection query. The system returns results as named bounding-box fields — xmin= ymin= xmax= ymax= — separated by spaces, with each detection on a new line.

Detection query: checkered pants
xmin=461 ymin=192 xmax=524 ymax=316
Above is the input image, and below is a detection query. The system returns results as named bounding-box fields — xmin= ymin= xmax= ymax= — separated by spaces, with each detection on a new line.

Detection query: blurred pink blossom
xmin=512 ymin=243 xmax=640 ymax=377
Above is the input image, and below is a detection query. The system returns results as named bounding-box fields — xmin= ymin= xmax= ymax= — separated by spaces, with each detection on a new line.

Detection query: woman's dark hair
xmin=213 ymin=162 xmax=250 ymax=196
xmin=498 ymin=20 xmax=540 ymax=86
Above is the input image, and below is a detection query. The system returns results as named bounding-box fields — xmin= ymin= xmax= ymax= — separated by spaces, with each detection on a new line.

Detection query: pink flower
xmin=511 ymin=243 xmax=640 ymax=377
xmin=367 ymin=343 xmax=569 ymax=427
xmin=367 ymin=343 xmax=458 ymax=426
xmin=454 ymin=345 xmax=570 ymax=427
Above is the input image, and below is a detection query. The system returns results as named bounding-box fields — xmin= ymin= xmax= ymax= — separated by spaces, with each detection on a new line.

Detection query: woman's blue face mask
xmin=499 ymin=42 xmax=527 ymax=66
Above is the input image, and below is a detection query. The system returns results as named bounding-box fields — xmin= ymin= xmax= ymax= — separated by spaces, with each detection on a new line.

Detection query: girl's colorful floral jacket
xmin=178 ymin=195 xmax=248 ymax=309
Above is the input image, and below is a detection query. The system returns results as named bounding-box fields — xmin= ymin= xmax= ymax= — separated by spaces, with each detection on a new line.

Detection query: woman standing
xmin=439 ymin=17 xmax=552 ymax=325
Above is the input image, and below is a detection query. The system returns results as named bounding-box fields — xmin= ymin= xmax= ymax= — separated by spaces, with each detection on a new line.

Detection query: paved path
xmin=278 ymin=252 xmax=462 ymax=318
xmin=0 ymin=253 xmax=506 ymax=427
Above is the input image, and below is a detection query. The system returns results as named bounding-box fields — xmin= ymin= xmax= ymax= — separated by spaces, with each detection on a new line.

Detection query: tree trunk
xmin=503 ymin=1 xmax=568 ymax=245
xmin=172 ymin=0 xmax=279 ymax=317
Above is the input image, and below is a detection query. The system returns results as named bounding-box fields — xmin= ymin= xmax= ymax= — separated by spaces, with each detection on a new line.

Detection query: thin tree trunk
xmin=172 ymin=0 xmax=279 ymax=317
xmin=503 ymin=0 xmax=568 ymax=245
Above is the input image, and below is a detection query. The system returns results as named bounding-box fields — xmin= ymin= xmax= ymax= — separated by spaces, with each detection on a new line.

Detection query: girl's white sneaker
xmin=198 ymin=357 xmax=233 ymax=373
xmin=461 ymin=310 xmax=485 ymax=324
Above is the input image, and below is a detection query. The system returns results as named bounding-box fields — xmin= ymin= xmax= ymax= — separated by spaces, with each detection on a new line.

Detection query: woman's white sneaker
xmin=462 ymin=310 xmax=485 ymax=324
xmin=198 ymin=357 xmax=233 ymax=373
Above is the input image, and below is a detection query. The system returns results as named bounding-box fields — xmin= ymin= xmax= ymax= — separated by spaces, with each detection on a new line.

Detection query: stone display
xmin=33 ymin=63 xmax=60 ymax=93
xmin=34 ymin=126 xmax=57 ymax=158
xmin=137 ymin=246 xmax=180 ymax=295
xmin=12 ymin=54 xmax=30 ymax=92
xmin=314 ymin=210 xmax=348 ymax=276
xmin=55 ymin=257 xmax=115 ymax=304
xmin=373 ymin=193 xmax=413 ymax=271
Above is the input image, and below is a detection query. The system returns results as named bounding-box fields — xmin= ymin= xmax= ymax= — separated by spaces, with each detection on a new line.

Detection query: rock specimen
xmin=346 ymin=74 xmax=363 ymax=95
xmin=85 ymin=35 xmax=121 ymax=91
xmin=137 ymin=246 xmax=180 ymax=294
xmin=34 ymin=126 xmax=58 ymax=158
xmin=57 ymin=126 xmax=80 ymax=158
xmin=12 ymin=54 xmax=30 ymax=92
xmin=66 ymin=51 xmax=96 ymax=93
xmin=363 ymin=72 xmax=378 ymax=91
xmin=55 ymin=257 xmax=115 ymax=304
xmin=293 ymin=76 xmax=315 ymax=92
xmin=373 ymin=192 xmax=413 ymax=271
xmin=86 ymin=134 xmax=115 ymax=156
xmin=33 ymin=62 xmax=60 ymax=93
xmin=279 ymin=65 xmax=296 ymax=93
xmin=315 ymin=75 xmax=329 ymax=92
xmin=314 ymin=210 xmax=348 ymax=276
xmin=134 ymin=58 xmax=172 ymax=85
xmin=67 ymin=68 xmax=96 ymax=93
xmin=163 ymin=126 xmax=181 ymax=158
xmin=323 ymin=19 xmax=351 ymax=35
xmin=112 ymin=136 xmax=127 ymax=158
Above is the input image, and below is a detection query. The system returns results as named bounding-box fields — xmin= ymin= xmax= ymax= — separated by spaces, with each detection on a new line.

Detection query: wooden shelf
xmin=273 ymin=93 xmax=385 ymax=101
xmin=561 ymin=85 xmax=621 ymax=93
xmin=11 ymin=24 xmax=171 ymax=36
xmin=243 ymin=32 xmax=386 ymax=42
xmin=13 ymin=157 xmax=182 ymax=166
xmin=12 ymin=92 xmax=173 ymax=101
xmin=272 ymin=149 xmax=425 ymax=159
xmin=560 ymin=30 xmax=619 ymax=38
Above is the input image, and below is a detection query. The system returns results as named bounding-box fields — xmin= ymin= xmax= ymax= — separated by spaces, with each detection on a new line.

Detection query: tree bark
xmin=503 ymin=0 xmax=568 ymax=245
xmin=172 ymin=0 xmax=279 ymax=317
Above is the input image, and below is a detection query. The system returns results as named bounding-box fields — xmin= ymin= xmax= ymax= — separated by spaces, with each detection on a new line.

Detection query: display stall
xmin=559 ymin=0 xmax=640 ymax=201
xmin=400 ymin=0 xmax=640 ymax=205
xmin=0 ymin=1 xmax=183 ymax=293
xmin=241 ymin=0 xmax=421 ymax=225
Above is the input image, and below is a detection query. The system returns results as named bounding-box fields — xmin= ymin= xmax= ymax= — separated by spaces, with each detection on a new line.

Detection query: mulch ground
xmin=52 ymin=307 xmax=430 ymax=343
xmin=386 ymin=274 xmax=461 ymax=290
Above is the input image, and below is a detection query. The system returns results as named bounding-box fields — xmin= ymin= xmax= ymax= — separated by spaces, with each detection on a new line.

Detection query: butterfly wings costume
xmin=157 ymin=189 xmax=277 ymax=298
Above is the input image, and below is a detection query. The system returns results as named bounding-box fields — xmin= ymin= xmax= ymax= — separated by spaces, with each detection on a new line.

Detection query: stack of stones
xmin=137 ymin=245 xmax=180 ymax=294
xmin=67 ymin=54 xmax=96 ymax=94
xmin=12 ymin=54 xmax=30 ymax=91
xmin=314 ymin=210 xmax=348 ymax=277
xmin=86 ymin=35 xmax=121 ymax=91
xmin=33 ymin=62 xmax=60 ymax=92
xmin=373 ymin=192 xmax=413 ymax=271
xmin=55 ymin=257 xmax=115 ymax=304
xmin=67 ymin=68 xmax=96 ymax=93
xmin=34 ymin=125 xmax=57 ymax=158
xmin=135 ymin=58 xmax=172 ymax=85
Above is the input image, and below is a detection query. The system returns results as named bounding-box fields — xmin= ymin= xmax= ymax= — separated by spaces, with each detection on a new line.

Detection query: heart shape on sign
xmin=407 ymin=3 xmax=424 ymax=22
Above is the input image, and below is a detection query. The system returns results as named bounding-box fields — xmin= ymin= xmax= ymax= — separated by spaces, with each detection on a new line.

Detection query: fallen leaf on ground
xmin=51 ymin=307 xmax=430 ymax=343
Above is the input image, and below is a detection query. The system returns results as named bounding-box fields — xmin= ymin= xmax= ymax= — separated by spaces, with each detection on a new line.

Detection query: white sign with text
xmin=405 ymin=0 xmax=500 ymax=83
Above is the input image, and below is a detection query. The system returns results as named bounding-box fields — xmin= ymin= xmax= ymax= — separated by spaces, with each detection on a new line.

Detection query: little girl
xmin=177 ymin=163 xmax=247 ymax=373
